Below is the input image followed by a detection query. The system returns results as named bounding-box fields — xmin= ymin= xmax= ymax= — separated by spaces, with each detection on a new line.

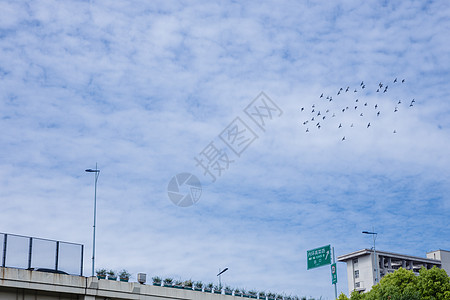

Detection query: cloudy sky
xmin=1 ymin=0 xmax=449 ymax=298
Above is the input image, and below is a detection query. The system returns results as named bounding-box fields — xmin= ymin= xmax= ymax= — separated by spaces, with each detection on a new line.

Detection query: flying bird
xmin=355 ymin=99 xmax=359 ymax=102
xmin=394 ymin=78 xmax=397 ymax=83
xmin=320 ymin=93 xmax=323 ymax=98
xmin=393 ymin=130 xmax=397 ymax=133
xmin=354 ymin=89 xmax=357 ymax=92
xmin=339 ymin=123 xmax=342 ymax=128
xmin=364 ymin=103 xmax=368 ymax=106
xmin=367 ymin=123 xmax=371 ymax=128
xmin=342 ymin=136 xmax=346 ymax=141
xmin=346 ymin=86 xmax=349 ymax=92
xmin=398 ymin=100 xmax=401 ymax=104
xmin=306 ymin=128 xmax=309 ymax=132
xmin=402 ymin=79 xmax=405 ymax=83
xmin=337 ymin=91 xmax=341 ymax=95
xmin=360 ymin=81 xmax=364 ymax=86
xmin=360 ymin=113 xmax=363 ymax=117
xmin=377 ymin=89 xmax=380 ymax=92
xmin=355 ymin=106 xmax=358 ymax=110
xmin=375 ymin=104 xmax=378 ymax=109
xmin=377 ymin=111 xmax=381 ymax=116
xmin=301 ymin=107 xmax=304 ymax=111
xmin=394 ymin=107 xmax=398 ymax=112
xmin=362 ymin=85 xmax=365 ymax=89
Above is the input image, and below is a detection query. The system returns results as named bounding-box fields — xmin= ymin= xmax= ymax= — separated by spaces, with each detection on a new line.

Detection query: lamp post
xmin=86 ymin=163 xmax=100 ymax=277
xmin=217 ymin=267 xmax=228 ymax=290
xmin=362 ymin=230 xmax=378 ymax=284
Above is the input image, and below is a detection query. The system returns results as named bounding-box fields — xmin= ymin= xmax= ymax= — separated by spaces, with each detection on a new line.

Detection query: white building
xmin=337 ymin=249 xmax=450 ymax=294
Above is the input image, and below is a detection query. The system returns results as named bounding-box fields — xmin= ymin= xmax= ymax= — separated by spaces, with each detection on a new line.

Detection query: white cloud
xmin=1 ymin=1 xmax=449 ymax=298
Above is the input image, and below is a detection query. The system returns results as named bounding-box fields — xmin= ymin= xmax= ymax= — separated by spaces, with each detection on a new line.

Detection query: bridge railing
xmin=0 ymin=232 xmax=83 ymax=276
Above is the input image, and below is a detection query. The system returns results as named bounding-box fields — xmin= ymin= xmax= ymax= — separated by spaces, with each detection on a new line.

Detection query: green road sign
xmin=331 ymin=263 xmax=337 ymax=284
xmin=307 ymin=244 xmax=331 ymax=270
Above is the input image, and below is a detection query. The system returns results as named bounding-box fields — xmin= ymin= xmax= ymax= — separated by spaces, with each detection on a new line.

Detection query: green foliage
xmin=337 ymin=292 xmax=350 ymax=300
xmin=347 ymin=267 xmax=450 ymax=300
xmin=417 ymin=266 xmax=450 ymax=300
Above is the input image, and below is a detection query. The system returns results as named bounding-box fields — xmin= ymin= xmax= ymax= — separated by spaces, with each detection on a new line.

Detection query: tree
xmin=416 ymin=266 xmax=450 ymax=300
xmin=346 ymin=267 xmax=450 ymax=300
xmin=337 ymin=292 xmax=349 ymax=300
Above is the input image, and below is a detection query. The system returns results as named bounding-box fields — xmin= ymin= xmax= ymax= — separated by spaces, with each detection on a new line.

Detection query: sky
xmin=1 ymin=0 xmax=450 ymax=299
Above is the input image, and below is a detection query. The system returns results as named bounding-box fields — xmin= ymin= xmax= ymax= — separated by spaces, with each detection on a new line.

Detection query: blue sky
xmin=1 ymin=0 xmax=450 ymax=299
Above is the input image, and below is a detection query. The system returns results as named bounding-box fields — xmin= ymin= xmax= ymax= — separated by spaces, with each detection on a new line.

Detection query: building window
xmin=353 ymin=258 xmax=358 ymax=264
xmin=354 ymin=270 xmax=360 ymax=278
xmin=355 ymin=282 xmax=360 ymax=288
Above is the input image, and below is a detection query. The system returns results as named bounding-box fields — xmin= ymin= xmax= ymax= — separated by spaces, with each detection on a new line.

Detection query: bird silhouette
xmin=364 ymin=103 xmax=368 ymax=106
xmin=355 ymin=106 xmax=358 ymax=110
xmin=317 ymin=111 xmax=321 ymax=116
xmin=367 ymin=123 xmax=371 ymax=128
xmin=306 ymin=128 xmax=309 ymax=132
xmin=393 ymin=130 xmax=397 ymax=133
xmin=360 ymin=113 xmax=363 ymax=117
xmin=301 ymin=107 xmax=304 ymax=111
xmin=394 ymin=107 xmax=398 ymax=112
xmin=346 ymin=86 xmax=349 ymax=92
xmin=377 ymin=111 xmax=380 ymax=116
xmin=362 ymin=85 xmax=365 ymax=89
xmin=360 ymin=81 xmax=364 ymax=86
xmin=337 ymin=91 xmax=341 ymax=95
xmin=398 ymin=100 xmax=401 ymax=104
xmin=339 ymin=123 xmax=342 ymax=128
xmin=394 ymin=78 xmax=397 ymax=83
xmin=402 ymin=79 xmax=405 ymax=83
xmin=342 ymin=136 xmax=345 ymax=141
xmin=320 ymin=93 xmax=323 ymax=98
xmin=354 ymin=89 xmax=357 ymax=92
xmin=342 ymin=108 xmax=345 ymax=112
xmin=377 ymin=89 xmax=380 ymax=92
xmin=323 ymin=116 xmax=326 ymax=120
xmin=355 ymin=99 xmax=359 ymax=102
xmin=375 ymin=104 xmax=378 ymax=109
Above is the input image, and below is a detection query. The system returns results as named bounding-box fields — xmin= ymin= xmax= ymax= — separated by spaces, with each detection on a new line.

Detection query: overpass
xmin=0 ymin=267 xmax=231 ymax=300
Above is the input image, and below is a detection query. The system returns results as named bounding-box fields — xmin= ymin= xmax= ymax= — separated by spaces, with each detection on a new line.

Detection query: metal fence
xmin=0 ymin=232 xmax=84 ymax=276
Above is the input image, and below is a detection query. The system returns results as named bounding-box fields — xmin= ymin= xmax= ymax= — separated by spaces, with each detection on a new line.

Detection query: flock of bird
xmin=300 ymin=78 xmax=416 ymax=141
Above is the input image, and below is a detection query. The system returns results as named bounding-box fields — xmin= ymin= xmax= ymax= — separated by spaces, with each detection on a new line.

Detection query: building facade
xmin=337 ymin=249 xmax=450 ymax=294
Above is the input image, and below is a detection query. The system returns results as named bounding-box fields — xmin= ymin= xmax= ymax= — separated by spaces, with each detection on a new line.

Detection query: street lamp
xmin=362 ymin=230 xmax=378 ymax=284
xmin=217 ymin=267 xmax=229 ymax=290
xmin=86 ymin=163 xmax=100 ymax=277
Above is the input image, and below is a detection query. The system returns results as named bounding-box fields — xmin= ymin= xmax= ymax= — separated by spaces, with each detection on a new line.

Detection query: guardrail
xmin=1 ymin=232 xmax=83 ymax=276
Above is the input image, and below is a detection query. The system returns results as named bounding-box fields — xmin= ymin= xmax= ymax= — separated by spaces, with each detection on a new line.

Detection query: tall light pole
xmin=86 ymin=163 xmax=100 ymax=277
xmin=362 ymin=230 xmax=378 ymax=284
xmin=217 ymin=267 xmax=228 ymax=290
